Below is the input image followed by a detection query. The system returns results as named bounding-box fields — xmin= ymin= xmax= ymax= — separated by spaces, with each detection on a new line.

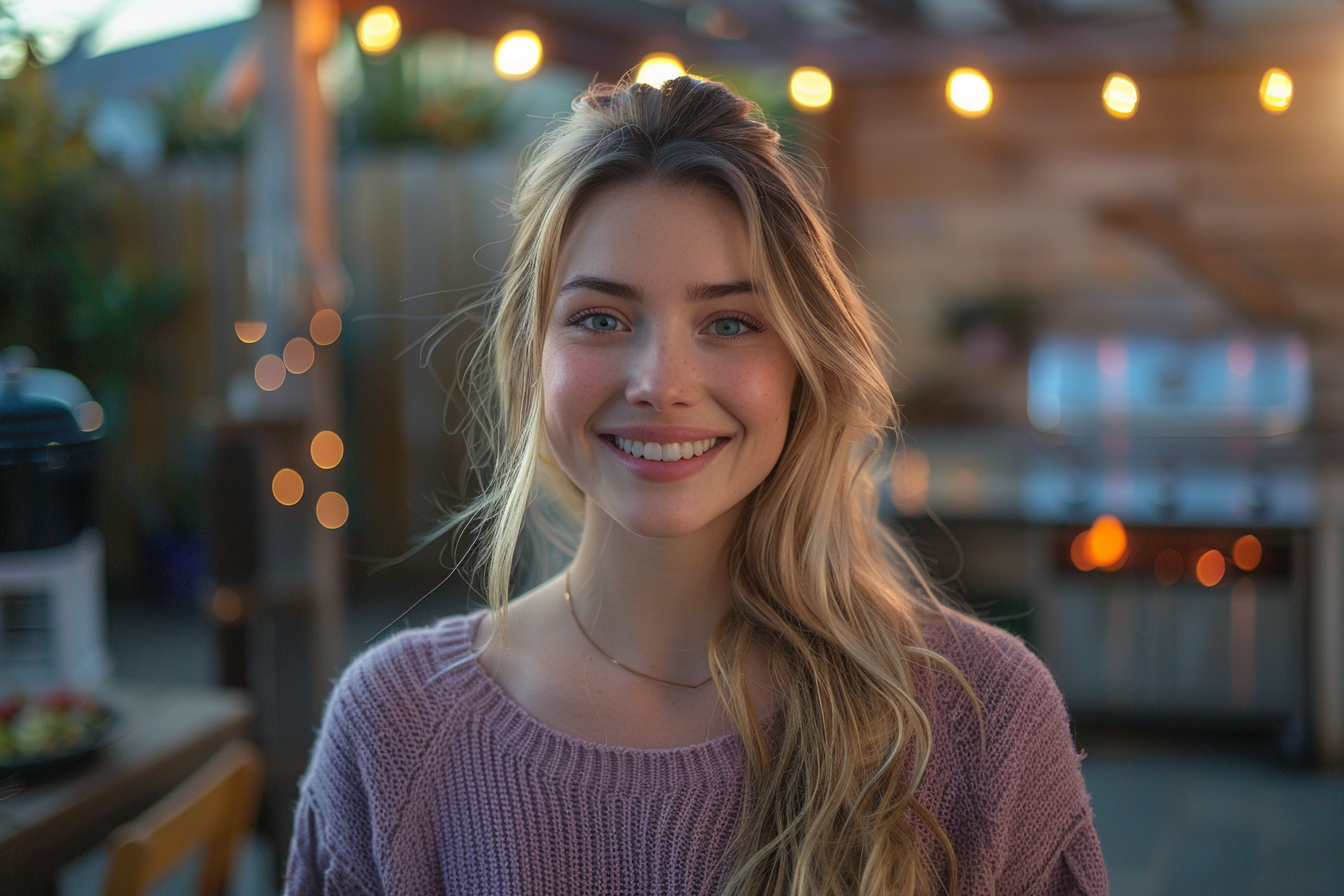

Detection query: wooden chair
xmin=101 ymin=739 xmax=265 ymax=896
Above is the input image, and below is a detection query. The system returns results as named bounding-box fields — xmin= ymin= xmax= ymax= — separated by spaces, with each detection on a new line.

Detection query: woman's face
xmin=542 ymin=180 xmax=798 ymax=539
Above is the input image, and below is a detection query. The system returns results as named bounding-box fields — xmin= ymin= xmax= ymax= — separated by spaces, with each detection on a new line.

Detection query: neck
xmin=566 ymin=502 xmax=739 ymax=684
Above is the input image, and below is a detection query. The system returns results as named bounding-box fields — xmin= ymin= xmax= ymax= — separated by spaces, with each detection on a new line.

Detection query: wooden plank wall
xmin=824 ymin=57 xmax=1344 ymax=429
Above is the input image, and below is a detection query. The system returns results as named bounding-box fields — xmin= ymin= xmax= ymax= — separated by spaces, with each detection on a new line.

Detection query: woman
xmin=285 ymin=77 xmax=1107 ymax=896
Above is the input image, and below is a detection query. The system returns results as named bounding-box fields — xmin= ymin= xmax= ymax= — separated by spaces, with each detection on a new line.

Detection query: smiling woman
xmin=285 ymin=78 xmax=1107 ymax=896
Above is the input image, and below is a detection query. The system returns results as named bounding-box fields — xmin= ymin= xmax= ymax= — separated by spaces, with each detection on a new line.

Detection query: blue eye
xmin=586 ymin=313 xmax=621 ymax=331
xmin=711 ymin=318 xmax=744 ymax=337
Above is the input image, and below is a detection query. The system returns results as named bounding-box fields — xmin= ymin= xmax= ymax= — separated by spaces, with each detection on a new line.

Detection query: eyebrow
xmin=558 ymin=275 xmax=756 ymax=303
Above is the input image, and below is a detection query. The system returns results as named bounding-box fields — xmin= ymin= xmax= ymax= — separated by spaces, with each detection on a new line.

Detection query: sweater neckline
xmin=440 ymin=608 xmax=767 ymax=788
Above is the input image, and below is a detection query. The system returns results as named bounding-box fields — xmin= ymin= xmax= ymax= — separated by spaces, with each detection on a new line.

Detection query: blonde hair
xmin=437 ymin=77 xmax=979 ymax=896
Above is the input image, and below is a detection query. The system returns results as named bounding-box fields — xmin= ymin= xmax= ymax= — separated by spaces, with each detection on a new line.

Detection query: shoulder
xmin=303 ymin=609 xmax=488 ymax=786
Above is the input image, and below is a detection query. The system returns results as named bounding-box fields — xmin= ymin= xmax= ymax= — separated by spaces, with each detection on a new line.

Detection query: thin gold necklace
xmin=564 ymin=568 xmax=714 ymax=690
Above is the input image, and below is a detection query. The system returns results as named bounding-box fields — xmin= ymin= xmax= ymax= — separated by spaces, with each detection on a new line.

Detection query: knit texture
xmin=284 ymin=607 xmax=1108 ymax=895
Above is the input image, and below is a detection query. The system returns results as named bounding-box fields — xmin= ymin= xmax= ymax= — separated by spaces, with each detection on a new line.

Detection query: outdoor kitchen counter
xmin=0 ymin=681 xmax=254 ymax=895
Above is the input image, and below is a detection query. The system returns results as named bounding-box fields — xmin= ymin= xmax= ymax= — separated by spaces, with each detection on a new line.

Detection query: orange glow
xmin=1087 ymin=514 xmax=1127 ymax=569
xmin=1102 ymin=72 xmax=1138 ymax=118
xmin=946 ymin=68 xmax=992 ymax=117
xmin=635 ymin=53 xmax=686 ymax=87
xmin=254 ymin=354 xmax=286 ymax=391
xmin=1196 ymin=550 xmax=1226 ymax=587
xmin=1154 ymin=548 xmax=1184 ymax=586
xmin=310 ymin=309 xmax=342 ymax=346
xmin=284 ymin=337 xmax=315 ymax=374
xmin=1259 ymin=68 xmax=1292 ymax=113
xmin=212 ymin=587 xmax=242 ymax=624
xmin=1232 ymin=535 xmax=1263 ymax=571
xmin=311 ymin=430 xmax=344 ymax=469
xmin=316 ymin=491 xmax=349 ymax=529
xmin=890 ymin=448 xmax=931 ymax=515
xmin=494 ymin=30 xmax=542 ymax=80
xmin=235 ymin=321 xmax=267 ymax=343
xmin=272 ymin=468 xmax=304 ymax=506
xmin=1071 ymin=531 xmax=1097 ymax=572
xmin=789 ymin=67 xmax=833 ymax=113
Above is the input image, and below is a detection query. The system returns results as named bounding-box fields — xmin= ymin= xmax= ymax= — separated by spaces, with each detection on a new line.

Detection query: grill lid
xmin=0 ymin=346 xmax=105 ymax=454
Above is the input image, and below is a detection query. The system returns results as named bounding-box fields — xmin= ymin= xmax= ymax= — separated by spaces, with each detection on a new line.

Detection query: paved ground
xmin=53 ymin=598 xmax=1344 ymax=896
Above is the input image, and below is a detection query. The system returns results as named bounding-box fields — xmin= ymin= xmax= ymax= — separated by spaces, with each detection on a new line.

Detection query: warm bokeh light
xmin=1071 ymin=531 xmax=1097 ymax=572
xmin=311 ymin=430 xmax=344 ymax=469
xmin=310 ymin=308 xmax=342 ymax=346
xmin=890 ymin=448 xmax=931 ymax=515
xmin=1154 ymin=548 xmax=1184 ymax=586
xmin=211 ymin=587 xmax=242 ymax=624
xmin=1088 ymin=514 xmax=1128 ymax=569
xmin=316 ymin=491 xmax=350 ymax=529
xmin=284 ymin=337 xmax=315 ymax=375
xmin=254 ymin=354 xmax=286 ymax=391
xmin=235 ymin=321 xmax=267 ymax=344
xmin=1196 ymin=550 xmax=1226 ymax=587
xmin=75 ymin=401 xmax=104 ymax=433
xmin=946 ymin=68 xmax=992 ymax=118
xmin=272 ymin=468 xmax=304 ymax=506
xmin=635 ymin=53 xmax=686 ymax=87
xmin=789 ymin=66 xmax=833 ymax=112
xmin=357 ymin=5 xmax=401 ymax=56
xmin=1232 ymin=535 xmax=1263 ymax=571
xmin=1260 ymin=67 xmax=1292 ymax=113
xmin=1102 ymin=73 xmax=1139 ymax=118
xmin=494 ymin=29 xmax=542 ymax=80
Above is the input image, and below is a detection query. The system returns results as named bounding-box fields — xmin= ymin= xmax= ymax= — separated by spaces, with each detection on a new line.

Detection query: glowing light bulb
xmin=636 ymin=53 xmax=686 ymax=87
xmin=357 ymin=6 xmax=401 ymax=56
xmin=495 ymin=30 xmax=542 ymax=80
xmin=789 ymin=66 xmax=833 ymax=113
xmin=946 ymin=68 xmax=992 ymax=118
xmin=1087 ymin=514 xmax=1128 ymax=569
xmin=1102 ymin=73 xmax=1139 ymax=119
xmin=316 ymin=491 xmax=350 ymax=529
xmin=1260 ymin=68 xmax=1292 ymax=114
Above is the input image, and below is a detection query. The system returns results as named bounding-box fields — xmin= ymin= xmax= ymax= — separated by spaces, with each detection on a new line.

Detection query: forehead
xmin=555 ymin=180 xmax=751 ymax=288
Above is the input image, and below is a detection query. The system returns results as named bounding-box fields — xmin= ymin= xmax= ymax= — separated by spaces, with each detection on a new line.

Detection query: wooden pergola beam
xmin=1095 ymin=199 xmax=1295 ymax=326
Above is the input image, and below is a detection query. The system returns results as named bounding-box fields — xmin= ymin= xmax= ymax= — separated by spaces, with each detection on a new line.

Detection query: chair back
xmin=101 ymin=739 xmax=264 ymax=896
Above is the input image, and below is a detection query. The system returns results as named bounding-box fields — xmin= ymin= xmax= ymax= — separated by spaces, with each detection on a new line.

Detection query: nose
xmin=624 ymin=328 xmax=700 ymax=411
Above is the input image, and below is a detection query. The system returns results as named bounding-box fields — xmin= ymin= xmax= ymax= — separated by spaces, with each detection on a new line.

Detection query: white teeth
xmin=615 ymin=437 xmax=719 ymax=461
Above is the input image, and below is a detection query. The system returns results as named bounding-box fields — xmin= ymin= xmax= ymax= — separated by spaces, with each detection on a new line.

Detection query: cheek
xmin=724 ymin=353 xmax=797 ymax=447
xmin=541 ymin=345 xmax=610 ymax=448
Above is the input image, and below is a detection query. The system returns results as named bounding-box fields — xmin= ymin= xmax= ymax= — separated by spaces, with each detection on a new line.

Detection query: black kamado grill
xmin=0 ymin=346 xmax=106 ymax=553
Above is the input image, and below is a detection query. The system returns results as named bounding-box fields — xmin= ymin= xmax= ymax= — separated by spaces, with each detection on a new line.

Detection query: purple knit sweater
xmin=284 ymin=607 xmax=1107 ymax=895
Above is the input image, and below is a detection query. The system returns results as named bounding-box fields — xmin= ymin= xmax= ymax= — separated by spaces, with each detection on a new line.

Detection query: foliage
xmin=152 ymin=63 xmax=250 ymax=159
xmin=941 ymin=284 xmax=1038 ymax=351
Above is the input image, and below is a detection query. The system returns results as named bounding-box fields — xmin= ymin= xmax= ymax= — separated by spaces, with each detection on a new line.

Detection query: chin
xmin=599 ymin=496 xmax=740 ymax=541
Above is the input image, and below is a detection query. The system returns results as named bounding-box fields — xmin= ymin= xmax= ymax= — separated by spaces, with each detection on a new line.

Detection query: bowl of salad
xmin=0 ymin=689 xmax=118 ymax=775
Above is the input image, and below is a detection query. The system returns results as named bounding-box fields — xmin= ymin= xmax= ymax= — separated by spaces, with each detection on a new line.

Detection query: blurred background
xmin=0 ymin=1 xmax=1341 ymax=894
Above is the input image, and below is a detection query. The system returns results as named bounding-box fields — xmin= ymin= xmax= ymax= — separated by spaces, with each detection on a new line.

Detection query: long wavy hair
xmin=432 ymin=77 xmax=979 ymax=896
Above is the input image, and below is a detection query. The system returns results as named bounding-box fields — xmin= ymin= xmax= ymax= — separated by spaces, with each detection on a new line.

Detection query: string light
xmin=789 ymin=66 xmax=833 ymax=113
xmin=311 ymin=431 xmax=344 ymax=469
xmin=234 ymin=321 xmax=266 ymax=344
xmin=254 ymin=355 xmax=286 ymax=391
xmin=635 ymin=53 xmax=686 ymax=87
xmin=1196 ymin=550 xmax=1226 ymax=587
xmin=272 ymin=468 xmax=304 ymax=506
xmin=316 ymin=492 xmax=350 ymax=529
xmin=1102 ymin=73 xmax=1139 ymax=118
xmin=1259 ymin=68 xmax=1292 ymax=113
xmin=310 ymin=309 xmax=342 ymax=346
xmin=357 ymin=6 xmax=401 ymax=55
xmin=1232 ymin=535 xmax=1262 ymax=571
xmin=946 ymin=68 xmax=992 ymax=118
xmin=495 ymin=30 xmax=542 ymax=80
xmin=284 ymin=337 xmax=315 ymax=375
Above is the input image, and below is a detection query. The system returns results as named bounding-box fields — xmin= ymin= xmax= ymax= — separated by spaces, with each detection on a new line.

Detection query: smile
xmin=614 ymin=436 xmax=719 ymax=462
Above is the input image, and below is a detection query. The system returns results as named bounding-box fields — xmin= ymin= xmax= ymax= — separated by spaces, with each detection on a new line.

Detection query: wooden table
xmin=0 ymin=682 xmax=254 ymax=896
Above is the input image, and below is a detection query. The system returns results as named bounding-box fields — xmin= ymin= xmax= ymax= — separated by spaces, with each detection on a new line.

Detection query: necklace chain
xmin=564 ymin=568 xmax=714 ymax=690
